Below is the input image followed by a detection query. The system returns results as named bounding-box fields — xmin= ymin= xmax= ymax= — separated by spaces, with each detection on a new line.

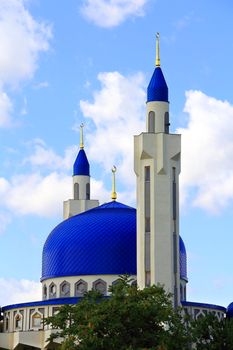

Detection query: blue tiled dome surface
xmin=42 ymin=201 xmax=187 ymax=281
xmin=73 ymin=149 xmax=90 ymax=176
xmin=179 ymin=237 xmax=188 ymax=280
xmin=41 ymin=202 xmax=136 ymax=281
xmin=227 ymin=303 xmax=233 ymax=318
xmin=147 ymin=67 xmax=168 ymax=102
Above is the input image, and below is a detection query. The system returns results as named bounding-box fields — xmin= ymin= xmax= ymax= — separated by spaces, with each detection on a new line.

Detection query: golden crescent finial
xmin=156 ymin=32 xmax=160 ymax=67
xmin=80 ymin=123 xmax=84 ymax=149
xmin=111 ymin=165 xmax=117 ymax=201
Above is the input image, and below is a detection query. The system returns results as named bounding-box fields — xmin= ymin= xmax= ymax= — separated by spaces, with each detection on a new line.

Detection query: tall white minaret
xmin=63 ymin=124 xmax=99 ymax=219
xmin=134 ymin=34 xmax=181 ymax=306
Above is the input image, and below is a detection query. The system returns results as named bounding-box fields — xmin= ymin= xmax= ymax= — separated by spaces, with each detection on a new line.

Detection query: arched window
xmin=180 ymin=285 xmax=183 ymax=301
xmin=148 ymin=111 xmax=155 ymax=133
xmin=15 ymin=314 xmax=22 ymax=330
xmin=164 ymin=112 xmax=170 ymax=133
xmin=112 ymin=279 xmax=121 ymax=286
xmin=74 ymin=183 xmax=79 ymax=200
xmin=5 ymin=316 xmax=9 ymax=331
xmin=60 ymin=281 xmax=70 ymax=297
xmin=32 ymin=312 xmax=42 ymax=328
xmin=86 ymin=183 xmax=90 ymax=200
xmin=75 ymin=279 xmax=88 ymax=297
xmin=43 ymin=284 xmax=47 ymax=300
xmin=49 ymin=283 xmax=57 ymax=298
xmin=93 ymin=279 xmax=107 ymax=295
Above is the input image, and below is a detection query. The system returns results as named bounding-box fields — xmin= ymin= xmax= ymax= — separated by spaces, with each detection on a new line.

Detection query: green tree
xmin=45 ymin=276 xmax=192 ymax=350
xmin=192 ymin=313 xmax=233 ymax=350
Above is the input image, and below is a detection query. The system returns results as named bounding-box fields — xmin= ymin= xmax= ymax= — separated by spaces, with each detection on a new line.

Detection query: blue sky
xmin=0 ymin=0 xmax=233 ymax=307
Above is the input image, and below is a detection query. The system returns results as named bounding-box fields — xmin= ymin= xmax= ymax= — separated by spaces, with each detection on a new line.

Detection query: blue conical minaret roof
xmin=147 ymin=33 xmax=168 ymax=103
xmin=73 ymin=124 xmax=90 ymax=176
xmin=147 ymin=67 xmax=168 ymax=102
xmin=73 ymin=149 xmax=90 ymax=176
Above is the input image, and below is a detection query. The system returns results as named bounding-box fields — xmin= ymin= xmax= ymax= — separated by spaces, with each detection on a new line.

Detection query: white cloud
xmin=91 ymin=177 xmax=111 ymax=202
xmin=0 ymin=0 xmax=52 ymax=126
xmin=80 ymin=71 xmax=145 ymax=192
xmin=0 ymin=212 xmax=11 ymax=234
xmin=179 ymin=90 xmax=233 ymax=213
xmin=24 ymin=139 xmax=77 ymax=171
xmin=0 ymin=0 xmax=52 ymax=86
xmin=80 ymin=0 xmax=148 ymax=27
xmin=0 ymin=278 xmax=41 ymax=306
xmin=33 ymin=81 xmax=49 ymax=89
xmin=0 ymin=91 xmax=13 ymax=127
xmin=0 ymin=172 xmax=72 ymax=217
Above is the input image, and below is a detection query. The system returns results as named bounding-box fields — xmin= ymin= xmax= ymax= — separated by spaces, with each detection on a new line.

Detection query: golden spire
xmin=111 ymin=165 xmax=117 ymax=201
xmin=155 ymin=32 xmax=160 ymax=67
xmin=80 ymin=123 xmax=84 ymax=149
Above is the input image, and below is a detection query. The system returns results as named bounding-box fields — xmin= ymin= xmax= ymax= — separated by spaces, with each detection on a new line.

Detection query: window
xmin=145 ymin=272 xmax=151 ymax=287
xmin=43 ymin=284 xmax=47 ymax=300
xmin=145 ymin=166 xmax=150 ymax=182
xmin=60 ymin=281 xmax=70 ymax=297
xmin=144 ymin=166 xmax=151 ymax=286
xmin=172 ymin=168 xmax=176 ymax=220
xmin=32 ymin=312 xmax=41 ymax=328
xmin=15 ymin=314 xmax=22 ymax=329
xmin=5 ymin=316 xmax=9 ymax=331
xmin=75 ymin=280 xmax=88 ymax=297
xmin=173 ymin=233 xmax=177 ymax=274
xmin=86 ymin=183 xmax=90 ymax=200
xmin=180 ymin=285 xmax=183 ymax=301
xmin=194 ymin=309 xmax=200 ymax=319
xmin=53 ymin=307 xmax=60 ymax=315
xmin=93 ymin=279 xmax=107 ymax=295
xmin=112 ymin=279 xmax=121 ymax=286
xmin=74 ymin=183 xmax=79 ymax=200
xmin=148 ymin=111 xmax=155 ymax=133
xmin=164 ymin=112 xmax=170 ymax=133
xmin=49 ymin=283 xmax=57 ymax=298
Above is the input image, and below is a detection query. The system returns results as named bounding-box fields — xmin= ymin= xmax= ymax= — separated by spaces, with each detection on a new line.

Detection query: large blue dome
xmin=41 ymin=201 xmax=187 ymax=282
xmin=41 ymin=202 xmax=136 ymax=281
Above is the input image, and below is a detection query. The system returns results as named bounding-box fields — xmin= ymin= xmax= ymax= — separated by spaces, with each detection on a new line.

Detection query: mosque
xmin=0 ymin=35 xmax=231 ymax=349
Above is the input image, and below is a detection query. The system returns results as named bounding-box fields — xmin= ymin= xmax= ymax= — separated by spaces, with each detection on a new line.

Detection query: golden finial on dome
xmin=80 ymin=123 xmax=84 ymax=149
xmin=155 ymin=32 xmax=160 ymax=67
xmin=111 ymin=165 xmax=117 ymax=201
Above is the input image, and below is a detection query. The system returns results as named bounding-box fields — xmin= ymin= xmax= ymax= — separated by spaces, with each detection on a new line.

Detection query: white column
xmin=134 ymin=102 xmax=181 ymax=306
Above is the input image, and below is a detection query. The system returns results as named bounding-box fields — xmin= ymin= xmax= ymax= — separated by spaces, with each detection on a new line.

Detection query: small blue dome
xmin=147 ymin=67 xmax=168 ymax=102
xmin=179 ymin=237 xmax=188 ymax=281
xmin=73 ymin=149 xmax=90 ymax=176
xmin=227 ymin=302 xmax=233 ymax=318
xmin=41 ymin=201 xmax=136 ymax=281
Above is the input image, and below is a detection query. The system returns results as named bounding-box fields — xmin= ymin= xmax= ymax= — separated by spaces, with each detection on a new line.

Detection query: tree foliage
xmin=192 ymin=313 xmax=233 ymax=350
xmin=45 ymin=276 xmax=233 ymax=350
